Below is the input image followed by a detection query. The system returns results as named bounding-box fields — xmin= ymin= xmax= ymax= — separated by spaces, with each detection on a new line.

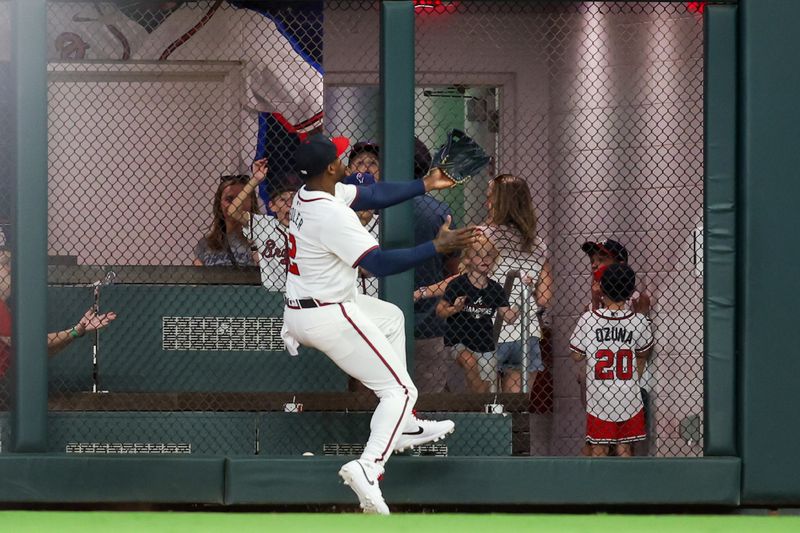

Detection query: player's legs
xmin=285 ymin=303 xmax=417 ymax=465
xmin=353 ymin=296 xmax=455 ymax=448
xmin=355 ymin=293 xmax=406 ymax=369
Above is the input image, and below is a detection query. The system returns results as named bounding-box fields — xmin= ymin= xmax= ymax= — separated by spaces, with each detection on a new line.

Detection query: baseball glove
xmin=431 ymin=129 xmax=492 ymax=185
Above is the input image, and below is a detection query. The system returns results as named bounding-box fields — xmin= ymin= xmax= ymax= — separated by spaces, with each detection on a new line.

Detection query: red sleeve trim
xmin=569 ymin=344 xmax=585 ymax=355
xmin=352 ymin=245 xmax=379 ymax=268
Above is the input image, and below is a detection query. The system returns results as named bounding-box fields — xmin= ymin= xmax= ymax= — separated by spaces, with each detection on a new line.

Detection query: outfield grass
xmin=1 ymin=512 xmax=799 ymax=533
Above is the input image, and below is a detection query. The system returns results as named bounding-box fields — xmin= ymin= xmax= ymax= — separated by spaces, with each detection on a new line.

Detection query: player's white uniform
xmin=357 ymin=215 xmax=380 ymax=298
xmin=245 ymin=214 xmax=290 ymax=291
xmin=281 ymin=182 xmax=418 ymax=466
xmin=569 ymin=308 xmax=654 ymax=422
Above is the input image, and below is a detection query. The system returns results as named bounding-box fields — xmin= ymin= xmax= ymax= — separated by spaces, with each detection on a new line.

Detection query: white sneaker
xmin=338 ymin=459 xmax=390 ymax=515
xmin=394 ymin=417 xmax=455 ymax=452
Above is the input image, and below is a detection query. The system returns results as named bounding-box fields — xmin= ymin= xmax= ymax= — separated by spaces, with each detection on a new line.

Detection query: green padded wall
xmin=259 ymin=412 xmax=512 ymax=457
xmin=739 ymin=0 xmax=800 ymax=505
xmin=47 ymin=412 xmax=257 ymax=455
xmin=47 ymin=286 xmax=347 ymax=392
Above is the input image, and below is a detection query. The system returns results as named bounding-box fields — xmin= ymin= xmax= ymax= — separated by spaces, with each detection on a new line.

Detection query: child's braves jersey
xmin=285 ymin=182 xmax=379 ymax=303
xmin=570 ymin=308 xmax=654 ymax=422
xmin=246 ymin=214 xmax=290 ymax=292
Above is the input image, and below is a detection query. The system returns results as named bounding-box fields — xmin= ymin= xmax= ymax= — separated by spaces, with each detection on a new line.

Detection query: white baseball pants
xmin=283 ymin=293 xmax=418 ymax=466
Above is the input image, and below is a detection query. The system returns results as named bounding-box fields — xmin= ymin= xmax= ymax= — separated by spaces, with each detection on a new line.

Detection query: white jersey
xmin=570 ymin=308 xmax=654 ymax=422
xmin=357 ymin=214 xmax=381 ymax=298
xmin=245 ymin=213 xmax=290 ymax=292
xmin=285 ymin=183 xmax=379 ymax=303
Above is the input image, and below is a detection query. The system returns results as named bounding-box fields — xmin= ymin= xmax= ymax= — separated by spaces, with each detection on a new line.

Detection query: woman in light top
xmin=482 ymin=173 xmax=553 ymax=392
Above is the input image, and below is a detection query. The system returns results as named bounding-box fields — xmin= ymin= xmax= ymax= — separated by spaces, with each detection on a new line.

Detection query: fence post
xmin=379 ymin=1 xmax=415 ymax=364
xmin=10 ymin=0 xmax=49 ymax=452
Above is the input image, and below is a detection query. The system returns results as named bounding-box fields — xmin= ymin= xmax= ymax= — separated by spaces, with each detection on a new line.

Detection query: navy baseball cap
xmin=581 ymin=239 xmax=629 ymax=263
xmin=342 ymin=172 xmax=377 ymax=187
xmin=348 ymin=141 xmax=379 ymax=163
xmin=294 ymin=134 xmax=350 ymax=179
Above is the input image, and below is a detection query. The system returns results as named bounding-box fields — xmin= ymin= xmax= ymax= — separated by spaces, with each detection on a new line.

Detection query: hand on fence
xmin=250 ymin=158 xmax=269 ymax=183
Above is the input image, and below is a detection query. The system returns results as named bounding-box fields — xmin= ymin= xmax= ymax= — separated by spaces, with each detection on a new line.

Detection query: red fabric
xmin=586 ymin=409 xmax=646 ymax=444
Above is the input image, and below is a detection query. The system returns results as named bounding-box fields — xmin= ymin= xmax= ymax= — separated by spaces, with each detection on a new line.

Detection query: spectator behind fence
xmin=570 ymin=263 xmax=654 ymax=457
xmin=483 ymin=174 xmax=553 ymax=393
xmin=225 ymin=159 xmax=301 ymax=292
xmin=193 ymin=174 xmax=258 ymax=267
xmin=582 ymin=239 xmax=651 ymax=315
xmin=0 ymin=230 xmax=116 ymax=365
xmin=437 ymin=233 xmax=518 ymax=393
xmin=342 ymin=170 xmax=380 ymax=298
xmin=579 ymin=238 xmax=653 ymax=456
xmin=411 ymin=137 xmax=461 ymax=393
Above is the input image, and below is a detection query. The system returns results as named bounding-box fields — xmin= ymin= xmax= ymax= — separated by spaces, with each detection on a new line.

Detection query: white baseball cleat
xmin=338 ymin=459 xmax=390 ymax=515
xmin=394 ymin=417 xmax=455 ymax=452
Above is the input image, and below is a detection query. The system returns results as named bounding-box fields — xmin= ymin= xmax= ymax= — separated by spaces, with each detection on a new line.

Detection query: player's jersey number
xmin=288 ymin=233 xmax=300 ymax=275
xmin=594 ymin=349 xmax=634 ymax=380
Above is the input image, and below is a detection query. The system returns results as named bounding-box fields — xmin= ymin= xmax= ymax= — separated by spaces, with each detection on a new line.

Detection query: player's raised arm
xmin=350 ymin=168 xmax=454 ymax=211
xmin=357 ymin=215 xmax=478 ymax=277
xmin=226 ymin=158 xmax=268 ymax=226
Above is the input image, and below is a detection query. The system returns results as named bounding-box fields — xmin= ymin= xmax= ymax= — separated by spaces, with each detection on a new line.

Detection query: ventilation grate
xmin=162 ymin=316 xmax=285 ymax=351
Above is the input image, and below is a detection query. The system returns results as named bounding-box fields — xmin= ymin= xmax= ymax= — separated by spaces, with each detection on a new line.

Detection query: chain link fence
xmin=0 ymin=0 xmax=11 ymax=448
xmin=33 ymin=0 xmax=705 ymax=459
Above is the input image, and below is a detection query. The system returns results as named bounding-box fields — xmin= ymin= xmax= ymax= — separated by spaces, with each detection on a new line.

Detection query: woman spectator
xmin=193 ymin=175 xmax=258 ymax=267
xmin=483 ymin=174 xmax=553 ymax=393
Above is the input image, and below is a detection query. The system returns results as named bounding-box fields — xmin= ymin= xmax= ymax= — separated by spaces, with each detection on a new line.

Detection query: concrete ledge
xmin=224 ymin=456 xmax=741 ymax=506
xmin=0 ymin=455 xmax=225 ymax=503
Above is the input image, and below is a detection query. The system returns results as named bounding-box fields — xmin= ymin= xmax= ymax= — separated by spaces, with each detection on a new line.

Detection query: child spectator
xmin=226 ymin=159 xmax=300 ymax=291
xmin=437 ymin=234 xmax=518 ymax=392
xmin=570 ymin=264 xmax=654 ymax=457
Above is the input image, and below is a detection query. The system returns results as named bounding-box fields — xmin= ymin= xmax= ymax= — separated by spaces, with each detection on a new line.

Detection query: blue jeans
xmin=496 ymin=337 xmax=544 ymax=373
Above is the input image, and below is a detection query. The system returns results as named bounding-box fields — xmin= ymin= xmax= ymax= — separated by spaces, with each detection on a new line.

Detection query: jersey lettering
xmin=288 ymin=233 xmax=300 ymax=275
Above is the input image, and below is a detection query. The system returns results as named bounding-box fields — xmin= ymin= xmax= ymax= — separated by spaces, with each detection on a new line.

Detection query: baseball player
xmin=280 ymin=134 xmax=477 ymax=515
xmin=570 ymin=263 xmax=654 ymax=457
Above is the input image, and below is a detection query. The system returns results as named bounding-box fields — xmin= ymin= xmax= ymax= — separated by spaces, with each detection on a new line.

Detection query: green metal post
xmin=11 ymin=0 xmax=49 ymax=452
xmin=380 ymin=1 xmax=415 ymax=364
xmin=703 ymin=4 xmax=737 ymax=457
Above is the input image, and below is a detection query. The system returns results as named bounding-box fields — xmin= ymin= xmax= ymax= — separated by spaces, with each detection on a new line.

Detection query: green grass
xmin=1 ymin=512 xmax=799 ymax=533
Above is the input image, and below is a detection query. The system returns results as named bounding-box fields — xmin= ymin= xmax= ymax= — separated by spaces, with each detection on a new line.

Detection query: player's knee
xmin=406 ymin=383 xmax=418 ymax=405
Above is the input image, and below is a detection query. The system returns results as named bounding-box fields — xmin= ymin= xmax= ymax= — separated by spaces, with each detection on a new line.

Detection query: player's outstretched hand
xmin=433 ymin=215 xmax=479 ymax=254
xmin=251 ymin=158 xmax=269 ymax=183
xmin=423 ymin=168 xmax=456 ymax=192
